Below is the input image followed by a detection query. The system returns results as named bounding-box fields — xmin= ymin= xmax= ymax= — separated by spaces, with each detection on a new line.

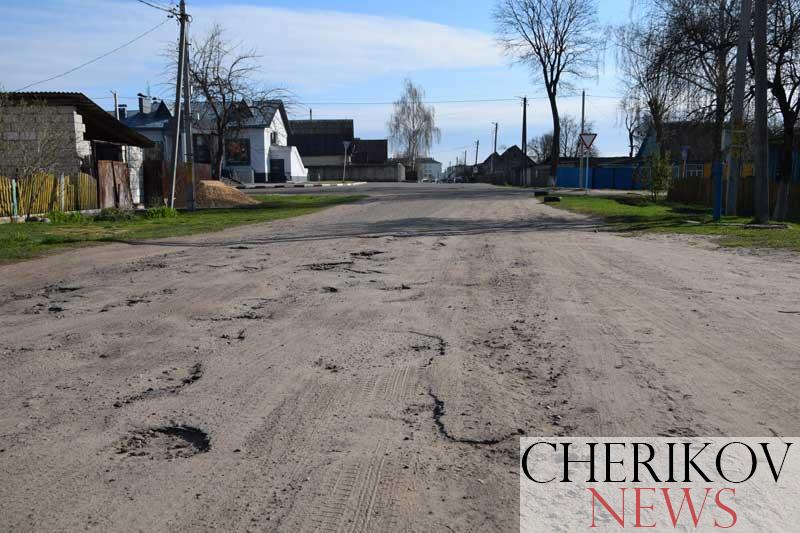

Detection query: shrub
xmin=47 ymin=210 xmax=85 ymax=224
xmin=95 ymin=208 xmax=135 ymax=222
xmin=143 ymin=206 xmax=179 ymax=219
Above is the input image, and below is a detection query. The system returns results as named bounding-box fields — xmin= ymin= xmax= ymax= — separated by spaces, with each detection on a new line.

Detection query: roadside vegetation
xmin=0 ymin=194 xmax=363 ymax=264
xmin=552 ymin=195 xmax=800 ymax=252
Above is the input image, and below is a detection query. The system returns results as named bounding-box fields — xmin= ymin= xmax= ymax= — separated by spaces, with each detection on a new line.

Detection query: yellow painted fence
xmin=0 ymin=173 xmax=98 ymax=217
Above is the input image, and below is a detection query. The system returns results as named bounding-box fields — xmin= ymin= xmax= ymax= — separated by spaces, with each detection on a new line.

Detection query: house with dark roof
xmin=288 ymin=119 xmax=401 ymax=181
xmin=119 ymin=95 xmax=307 ymax=185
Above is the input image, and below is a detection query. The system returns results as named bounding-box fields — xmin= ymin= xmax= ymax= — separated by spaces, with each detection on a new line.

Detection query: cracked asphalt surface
xmin=1 ymin=183 xmax=799 ymax=531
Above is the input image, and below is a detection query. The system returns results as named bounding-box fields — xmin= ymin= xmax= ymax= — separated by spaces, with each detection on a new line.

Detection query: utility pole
xmin=475 ymin=140 xmax=480 ymax=167
xmin=309 ymin=109 xmax=313 ymax=121
xmin=181 ymin=10 xmax=196 ymax=212
xmin=521 ymin=97 xmax=528 ymax=156
xmin=753 ymin=0 xmax=769 ymax=223
xmin=727 ymin=0 xmax=752 ymax=216
xmin=580 ymin=90 xmax=586 ymax=190
xmin=491 ymin=122 xmax=498 ymax=173
xmin=169 ymin=0 xmax=188 ymax=209
xmin=522 ymin=97 xmax=529 ymax=186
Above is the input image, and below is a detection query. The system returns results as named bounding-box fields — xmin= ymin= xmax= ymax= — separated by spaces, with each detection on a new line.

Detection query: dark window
xmin=225 ymin=138 xmax=251 ymax=166
xmin=270 ymin=131 xmax=278 ymax=144
xmin=193 ymin=135 xmax=211 ymax=164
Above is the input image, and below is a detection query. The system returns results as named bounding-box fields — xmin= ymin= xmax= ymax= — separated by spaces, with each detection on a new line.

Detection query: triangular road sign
xmin=579 ymin=133 xmax=597 ymax=149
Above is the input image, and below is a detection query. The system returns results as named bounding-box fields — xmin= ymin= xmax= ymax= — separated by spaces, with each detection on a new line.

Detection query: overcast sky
xmin=0 ymin=0 xmax=637 ymax=165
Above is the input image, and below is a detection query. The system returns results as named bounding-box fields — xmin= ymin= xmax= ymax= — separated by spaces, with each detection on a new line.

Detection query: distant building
xmin=416 ymin=157 xmax=442 ymax=180
xmin=289 ymin=119 xmax=403 ymax=182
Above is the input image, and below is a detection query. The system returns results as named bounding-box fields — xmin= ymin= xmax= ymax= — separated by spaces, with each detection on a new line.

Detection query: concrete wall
xmin=126 ymin=146 xmax=145 ymax=204
xmin=0 ymin=105 xmax=90 ymax=176
xmin=309 ymin=163 xmax=405 ymax=182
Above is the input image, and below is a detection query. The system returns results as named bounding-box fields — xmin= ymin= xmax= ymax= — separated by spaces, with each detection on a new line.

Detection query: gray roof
xmin=194 ymin=100 xmax=289 ymax=131
xmin=119 ymin=101 xmax=173 ymax=131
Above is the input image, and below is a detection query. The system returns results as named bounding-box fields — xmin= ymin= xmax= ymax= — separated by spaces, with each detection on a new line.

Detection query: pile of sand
xmin=196 ymin=181 xmax=259 ymax=209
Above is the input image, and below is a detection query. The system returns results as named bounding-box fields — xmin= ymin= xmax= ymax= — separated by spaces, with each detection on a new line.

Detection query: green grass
xmin=552 ymin=195 xmax=800 ymax=252
xmin=0 ymin=194 xmax=364 ymax=264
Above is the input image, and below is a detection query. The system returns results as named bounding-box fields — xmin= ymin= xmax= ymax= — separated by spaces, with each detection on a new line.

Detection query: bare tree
xmin=184 ymin=24 xmax=286 ymax=179
xmin=528 ymin=114 xmax=598 ymax=162
xmin=0 ymin=92 xmax=77 ymax=219
xmin=388 ymin=79 xmax=441 ymax=171
xmin=619 ymin=96 xmax=643 ymax=157
xmin=654 ymin=0 xmax=740 ymax=161
xmin=615 ymin=22 xmax=681 ymax=156
xmin=764 ymin=0 xmax=800 ymax=221
xmin=495 ymin=0 xmax=601 ymax=186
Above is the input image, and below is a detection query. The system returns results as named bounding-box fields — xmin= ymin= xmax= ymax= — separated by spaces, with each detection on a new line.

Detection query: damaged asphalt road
xmin=1 ymin=183 xmax=799 ymax=532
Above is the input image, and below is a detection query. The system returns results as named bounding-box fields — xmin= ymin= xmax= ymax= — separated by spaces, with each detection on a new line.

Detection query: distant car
xmin=419 ymin=177 xmax=432 ymax=183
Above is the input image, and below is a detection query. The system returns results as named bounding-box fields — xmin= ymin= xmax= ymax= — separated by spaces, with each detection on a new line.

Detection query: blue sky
xmin=0 ymin=0 xmax=635 ymax=165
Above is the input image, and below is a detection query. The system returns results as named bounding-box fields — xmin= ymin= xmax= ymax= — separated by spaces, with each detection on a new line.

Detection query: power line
xmin=16 ymin=18 xmax=171 ymax=91
xmin=134 ymin=0 xmax=177 ymax=15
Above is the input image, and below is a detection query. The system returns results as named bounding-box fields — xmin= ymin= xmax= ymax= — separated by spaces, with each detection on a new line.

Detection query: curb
xmin=237 ymin=182 xmax=367 ymax=190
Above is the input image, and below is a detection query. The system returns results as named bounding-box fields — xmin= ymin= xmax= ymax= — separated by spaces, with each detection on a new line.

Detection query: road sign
xmin=579 ymin=133 xmax=597 ymax=150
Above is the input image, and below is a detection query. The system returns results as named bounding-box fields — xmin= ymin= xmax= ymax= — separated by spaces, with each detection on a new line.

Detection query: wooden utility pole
xmin=521 ymin=97 xmax=528 ymax=155
xmin=169 ymin=0 xmax=188 ymax=209
xmin=181 ymin=10 xmax=196 ymax=212
xmin=727 ymin=0 xmax=752 ymax=216
xmin=491 ymin=122 xmax=498 ymax=173
xmin=475 ymin=140 xmax=480 ymax=166
xmin=753 ymin=0 xmax=769 ymax=223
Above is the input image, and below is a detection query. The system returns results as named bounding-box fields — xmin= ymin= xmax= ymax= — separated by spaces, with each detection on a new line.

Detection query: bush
xmin=95 ymin=208 xmax=135 ymax=222
xmin=143 ymin=206 xmax=179 ymax=219
xmin=47 ymin=210 xmax=85 ymax=224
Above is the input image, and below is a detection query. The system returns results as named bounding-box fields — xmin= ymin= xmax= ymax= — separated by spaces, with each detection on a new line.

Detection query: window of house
xmin=193 ymin=135 xmax=212 ymax=164
xmin=225 ymin=138 xmax=251 ymax=166
xmin=270 ymin=131 xmax=278 ymax=144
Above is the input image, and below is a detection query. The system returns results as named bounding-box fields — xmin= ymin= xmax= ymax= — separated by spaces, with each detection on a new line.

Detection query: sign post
xmin=579 ymin=133 xmax=597 ymax=191
xmin=342 ymin=141 xmax=352 ymax=182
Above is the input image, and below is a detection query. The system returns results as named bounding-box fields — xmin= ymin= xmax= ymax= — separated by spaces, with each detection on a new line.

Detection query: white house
xmin=120 ymin=96 xmax=307 ymax=185
xmin=417 ymin=157 xmax=443 ymax=181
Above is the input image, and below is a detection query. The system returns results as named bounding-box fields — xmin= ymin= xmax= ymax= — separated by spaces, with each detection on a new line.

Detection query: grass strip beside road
xmin=552 ymin=195 xmax=800 ymax=252
xmin=0 ymin=194 xmax=364 ymax=264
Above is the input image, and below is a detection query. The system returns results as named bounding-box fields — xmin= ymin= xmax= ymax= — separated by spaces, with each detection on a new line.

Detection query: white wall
xmin=270 ymin=113 xmax=288 ymax=146
xmin=269 ymin=145 xmax=308 ymax=182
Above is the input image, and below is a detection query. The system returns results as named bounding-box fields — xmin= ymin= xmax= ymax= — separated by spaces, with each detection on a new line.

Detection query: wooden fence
xmin=0 ymin=173 xmax=99 ymax=217
xmin=669 ymin=175 xmax=800 ymax=219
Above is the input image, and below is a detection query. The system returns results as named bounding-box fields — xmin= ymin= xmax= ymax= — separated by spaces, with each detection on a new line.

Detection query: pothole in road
xmin=116 ymin=425 xmax=211 ymax=459
xmin=350 ymin=250 xmax=386 ymax=258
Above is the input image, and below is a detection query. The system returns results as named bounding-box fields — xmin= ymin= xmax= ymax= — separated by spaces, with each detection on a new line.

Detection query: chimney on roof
xmin=138 ymin=93 xmax=151 ymax=114
xmin=118 ymin=104 xmax=127 ymax=120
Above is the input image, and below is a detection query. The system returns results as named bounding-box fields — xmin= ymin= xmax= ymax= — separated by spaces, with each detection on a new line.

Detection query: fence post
xmin=59 ymin=173 xmax=65 ymax=212
xmin=11 ymin=178 xmax=18 ymax=219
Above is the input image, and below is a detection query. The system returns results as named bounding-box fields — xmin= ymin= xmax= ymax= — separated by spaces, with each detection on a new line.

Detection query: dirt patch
xmin=116 ymin=425 xmax=211 ymax=459
xmin=196 ymin=181 xmax=259 ymax=208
